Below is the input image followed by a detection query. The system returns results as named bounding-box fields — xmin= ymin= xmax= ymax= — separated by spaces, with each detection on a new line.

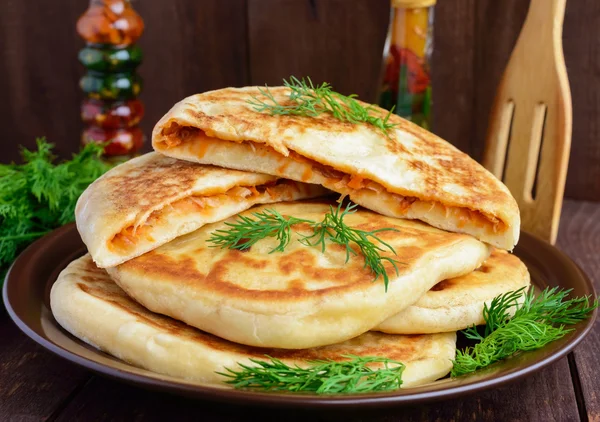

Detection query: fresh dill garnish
xmin=207 ymin=202 xmax=401 ymax=290
xmin=0 ymin=138 xmax=112 ymax=290
xmin=299 ymin=202 xmax=400 ymax=292
xmin=206 ymin=209 xmax=314 ymax=253
xmin=452 ymin=287 xmax=598 ymax=377
xmin=218 ymin=355 xmax=405 ymax=394
xmin=247 ymin=76 xmax=398 ymax=134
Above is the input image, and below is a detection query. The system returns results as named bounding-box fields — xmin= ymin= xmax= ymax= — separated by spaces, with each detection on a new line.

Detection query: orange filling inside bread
xmin=157 ymin=127 xmax=506 ymax=235
xmin=306 ymin=163 xmax=503 ymax=232
xmin=109 ymin=180 xmax=289 ymax=253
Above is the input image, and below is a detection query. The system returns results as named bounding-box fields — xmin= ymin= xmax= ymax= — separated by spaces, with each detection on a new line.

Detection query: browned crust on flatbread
xmin=75 ymin=152 xmax=328 ymax=268
xmin=428 ymin=249 xmax=526 ymax=294
xmin=66 ymin=255 xmax=445 ymax=362
xmin=151 ymin=86 xmax=520 ymax=249
xmin=154 ymin=87 xmax=515 ymax=214
xmin=115 ymin=201 xmax=483 ymax=303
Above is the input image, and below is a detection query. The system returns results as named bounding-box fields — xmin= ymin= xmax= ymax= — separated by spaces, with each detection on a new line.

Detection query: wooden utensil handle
xmin=483 ymin=0 xmax=572 ymax=244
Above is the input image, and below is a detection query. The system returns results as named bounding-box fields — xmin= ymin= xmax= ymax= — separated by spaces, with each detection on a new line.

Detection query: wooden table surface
xmin=1 ymin=199 xmax=598 ymax=422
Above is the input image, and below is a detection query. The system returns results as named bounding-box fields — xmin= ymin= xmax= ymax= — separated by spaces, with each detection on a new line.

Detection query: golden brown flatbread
xmin=152 ymin=87 xmax=520 ymax=250
xmin=76 ymin=152 xmax=327 ymax=268
xmin=50 ymin=254 xmax=457 ymax=389
xmin=375 ymin=249 xmax=531 ymax=333
xmin=107 ymin=200 xmax=490 ymax=349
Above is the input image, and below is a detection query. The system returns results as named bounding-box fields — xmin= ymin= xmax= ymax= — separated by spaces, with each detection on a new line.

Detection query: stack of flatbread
xmin=51 ymin=86 xmax=530 ymax=390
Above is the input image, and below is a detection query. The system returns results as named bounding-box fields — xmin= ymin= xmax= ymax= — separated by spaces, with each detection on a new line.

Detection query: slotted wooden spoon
xmin=482 ymin=0 xmax=572 ymax=245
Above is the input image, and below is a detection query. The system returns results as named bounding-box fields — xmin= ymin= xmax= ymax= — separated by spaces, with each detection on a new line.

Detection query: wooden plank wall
xmin=0 ymin=0 xmax=598 ymax=200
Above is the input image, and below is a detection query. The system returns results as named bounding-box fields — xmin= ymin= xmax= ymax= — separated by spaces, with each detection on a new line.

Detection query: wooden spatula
xmin=482 ymin=0 xmax=572 ymax=245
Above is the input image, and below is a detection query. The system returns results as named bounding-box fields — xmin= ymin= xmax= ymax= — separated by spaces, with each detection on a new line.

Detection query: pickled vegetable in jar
xmin=77 ymin=0 xmax=145 ymax=157
xmin=82 ymin=126 xmax=144 ymax=156
xmin=81 ymin=99 xmax=144 ymax=129
xmin=76 ymin=0 xmax=144 ymax=46
xmin=80 ymin=72 xmax=142 ymax=100
xmin=78 ymin=45 xmax=143 ymax=73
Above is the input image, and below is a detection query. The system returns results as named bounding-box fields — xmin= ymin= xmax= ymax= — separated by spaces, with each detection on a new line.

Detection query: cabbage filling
xmin=158 ymin=127 xmax=505 ymax=235
xmin=109 ymin=180 xmax=287 ymax=252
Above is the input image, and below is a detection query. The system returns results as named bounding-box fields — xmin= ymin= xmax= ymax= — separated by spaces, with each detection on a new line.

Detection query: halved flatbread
xmin=51 ymin=254 xmax=457 ymax=389
xmin=375 ymin=249 xmax=531 ymax=334
xmin=75 ymin=152 xmax=328 ymax=268
xmin=152 ymin=87 xmax=520 ymax=250
xmin=107 ymin=201 xmax=490 ymax=349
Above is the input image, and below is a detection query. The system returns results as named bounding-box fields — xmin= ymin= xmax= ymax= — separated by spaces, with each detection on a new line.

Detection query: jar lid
xmin=392 ymin=0 xmax=436 ymax=8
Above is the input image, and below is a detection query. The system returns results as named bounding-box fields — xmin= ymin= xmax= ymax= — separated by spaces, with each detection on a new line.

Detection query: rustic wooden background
xmin=0 ymin=0 xmax=598 ymax=200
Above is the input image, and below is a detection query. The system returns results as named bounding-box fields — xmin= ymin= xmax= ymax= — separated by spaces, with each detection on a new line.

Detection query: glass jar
xmin=380 ymin=0 xmax=435 ymax=130
xmin=77 ymin=0 xmax=145 ymax=157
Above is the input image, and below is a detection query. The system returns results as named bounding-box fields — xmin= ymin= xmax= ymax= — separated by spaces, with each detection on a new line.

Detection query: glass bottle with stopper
xmin=77 ymin=0 xmax=145 ymax=157
xmin=380 ymin=0 xmax=435 ymax=130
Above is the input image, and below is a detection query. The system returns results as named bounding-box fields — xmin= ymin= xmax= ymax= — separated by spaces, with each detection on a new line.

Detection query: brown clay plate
xmin=3 ymin=224 xmax=597 ymax=408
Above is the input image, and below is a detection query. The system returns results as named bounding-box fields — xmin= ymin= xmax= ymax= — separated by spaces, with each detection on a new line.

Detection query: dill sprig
xmin=248 ymin=76 xmax=398 ymax=134
xmin=207 ymin=202 xmax=401 ymax=290
xmin=0 ymin=138 xmax=112 ymax=289
xmin=299 ymin=202 xmax=400 ymax=292
xmin=206 ymin=209 xmax=313 ymax=253
xmin=452 ymin=287 xmax=598 ymax=377
xmin=218 ymin=355 xmax=405 ymax=394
